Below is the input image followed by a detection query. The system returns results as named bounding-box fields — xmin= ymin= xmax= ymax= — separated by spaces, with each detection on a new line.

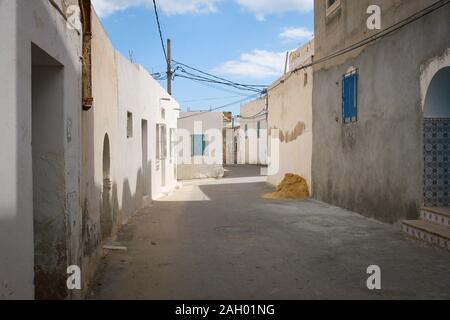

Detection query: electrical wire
xmin=176 ymin=71 xmax=264 ymax=93
xmin=151 ymin=71 xmax=168 ymax=81
xmin=152 ymin=0 xmax=168 ymax=63
xmin=175 ymin=74 xmax=263 ymax=94
xmin=172 ymin=60 xmax=268 ymax=92
xmin=239 ymin=109 xmax=268 ymax=120
xmin=172 ymin=59 xmax=266 ymax=87
xmin=180 ymin=95 xmax=243 ymax=103
xmin=174 ymin=73 xmax=260 ymax=96
xmin=178 ymin=93 xmax=262 ymax=120
xmin=150 ymin=4 xmax=269 ymax=95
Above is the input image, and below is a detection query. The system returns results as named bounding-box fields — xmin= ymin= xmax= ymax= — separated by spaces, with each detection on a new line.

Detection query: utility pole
xmin=167 ymin=38 xmax=172 ymax=95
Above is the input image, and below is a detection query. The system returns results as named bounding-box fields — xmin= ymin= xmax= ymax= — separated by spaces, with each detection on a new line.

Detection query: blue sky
xmin=92 ymin=0 xmax=314 ymax=114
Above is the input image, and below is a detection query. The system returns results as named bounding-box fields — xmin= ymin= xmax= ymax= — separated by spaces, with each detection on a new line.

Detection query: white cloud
xmin=280 ymin=27 xmax=313 ymax=42
xmin=235 ymin=0 xmax=313 ymax=20
xmin=92 ymin=0 xmax=313 ymax=18
xmin=214 ymin=50 xmax=288 ymax=79
xmin=92 ymin=0 xmax=220 ymax=18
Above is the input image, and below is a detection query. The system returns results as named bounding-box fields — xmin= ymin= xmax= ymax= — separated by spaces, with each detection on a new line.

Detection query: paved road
xmin=90 ymin=165 xmax=450 ymax=299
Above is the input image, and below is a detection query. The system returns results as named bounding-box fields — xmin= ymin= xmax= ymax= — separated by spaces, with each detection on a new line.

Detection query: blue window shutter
xmin=342 ymin=71 xmax=358 ymax=123
xmin=192 ymin=134 xmax=204 ymax=156
xmin=202 ymin=134 xmax=206 ymax=155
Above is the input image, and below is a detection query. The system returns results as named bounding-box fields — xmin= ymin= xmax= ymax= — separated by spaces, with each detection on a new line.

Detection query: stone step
xmin=421 ymin=207 xmax=450 ymax=227
xmin=402 ymin=220 xmax=450 ymax=251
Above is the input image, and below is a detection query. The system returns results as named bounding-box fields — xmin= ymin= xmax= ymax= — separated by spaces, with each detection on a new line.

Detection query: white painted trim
xmin=346 ymin=66 xmax=357 ymax=75
xmin=420 ymin=48 xmax=450 ymax=112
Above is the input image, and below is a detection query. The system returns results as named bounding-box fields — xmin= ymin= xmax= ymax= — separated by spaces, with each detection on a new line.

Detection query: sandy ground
xmin=89 ymin=165 xmax=450 ymax=300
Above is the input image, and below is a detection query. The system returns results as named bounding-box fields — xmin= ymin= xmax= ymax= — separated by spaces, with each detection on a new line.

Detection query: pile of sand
xmin=263 ymin=174 xmax=310 ymax=200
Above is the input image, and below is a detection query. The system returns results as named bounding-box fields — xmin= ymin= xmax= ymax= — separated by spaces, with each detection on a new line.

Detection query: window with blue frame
xmin=191 ymin=134 xmax=206 ymax=156
xmin=342 ymin=69 xmax=358 ymax=124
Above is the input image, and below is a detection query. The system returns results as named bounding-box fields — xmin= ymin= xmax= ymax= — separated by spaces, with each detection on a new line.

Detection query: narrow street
xmin=90 ymin=166 xmax=450 ymax=300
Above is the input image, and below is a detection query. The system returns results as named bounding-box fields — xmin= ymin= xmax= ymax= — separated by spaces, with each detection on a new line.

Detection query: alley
xmin=90 ymin=166 xmax=450 ymax=300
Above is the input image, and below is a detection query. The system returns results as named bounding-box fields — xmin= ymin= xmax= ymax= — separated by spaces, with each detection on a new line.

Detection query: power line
xmin=180 ymin=95 xmax=243 ymax=103
xmin=152 ymin=0 xmax=167 ymax=63
xmin=178 ymin=93 xmax=262 ymax=120
xmin=172 ymin=60 xmax=268 ymax=91
xmin=175 ymin=73 xmax=263 ymax=94
xmin=174 ymin=73 xmax=260 ymax=96
xmin=239 ymin=109 xmax=268 ymax=120
xmin=235 ymin=116 xmax=267 ymax=123
xmin=151 ymin=71 xmax=167 ymax=81
xmin=173 ymin=63 xmax=265 ymax=93
xmin=175 ymin=72 xmax=264 ymax=93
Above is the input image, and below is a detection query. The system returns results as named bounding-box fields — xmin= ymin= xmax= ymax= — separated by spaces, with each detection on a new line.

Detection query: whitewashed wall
xmin=177 ymin=112 xmax=225 ymax=179
xmin=115 ymin=53 xmax=179 ymax=203
xmin=0 ymin=0 xmax=82 ymax=299
xmin=239 ymin=98 xmax=268 ymax=165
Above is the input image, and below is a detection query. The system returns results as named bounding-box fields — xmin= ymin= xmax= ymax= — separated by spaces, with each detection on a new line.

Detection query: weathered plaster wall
xmin=239 ymin=98 xmax=268 ymax=165
xmin=80 ymin=9 xmax=120 ymax=296
xmin=0 ymin=0 xmax=82 ymax=299
xmin=267 ymin=64 xmax=313 ymax=188
xmin=177 ymin=112 xmax=224 ymax=180
xmin=312 ymin=0 xmax=450 ymax=222
xmin=314 ymin=0 xmax=440 ymax=68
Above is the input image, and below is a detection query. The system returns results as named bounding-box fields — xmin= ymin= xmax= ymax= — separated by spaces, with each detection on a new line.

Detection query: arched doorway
xmin=101 ymin=134 xmax=113 ymax=239
xmin=423 ymin=67 xmax=450 ymax=207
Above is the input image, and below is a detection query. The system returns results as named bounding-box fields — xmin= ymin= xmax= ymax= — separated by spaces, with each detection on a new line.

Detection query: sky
xmin=92 ymin=0 xmax=314 ymax=115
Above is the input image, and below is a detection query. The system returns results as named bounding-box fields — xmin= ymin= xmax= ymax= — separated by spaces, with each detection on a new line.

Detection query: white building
xmin=177 ymin=112 xmax=227 ymax=180
xmin=238 ymin=97 xmax=268 ymax=166
xmin=223 ymin=112 xmax=236 ymax=165
xmin=80 ymin=9 xmax=180 ymax=298
xmin=115 ymin=53 xmax=179 ymax=203
xmin=0 ymin=1 xmax=179 ymax=299
xmin=0 ymin=0 xmax=83 ymax=299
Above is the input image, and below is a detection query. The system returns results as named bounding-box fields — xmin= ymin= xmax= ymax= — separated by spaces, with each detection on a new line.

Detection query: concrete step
xmin=421 ymin=207 xmax=450 ymax=227
xmin=402 ymin=220 xmax=450 ymax=251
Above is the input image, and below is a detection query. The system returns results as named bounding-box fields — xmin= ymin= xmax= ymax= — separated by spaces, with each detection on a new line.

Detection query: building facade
xmin=0 ymin=0 xmax=83 ymax=299
xmin=0 ymin=1 xmax=178 ymax=299
xmin=312 ymin=0 xmax=450 ymax=222
xmin=177 ymin=112 xmax=226 ymax=180
xmin=80 ymin=9 xmax=180 ymax=298
xmin=267 ymin=40 xmax=314 ymax=188
xmin=239 ymin=97 xmax=268 ymax=166
xmin=223 ymin=112 xmax=235 ymax=165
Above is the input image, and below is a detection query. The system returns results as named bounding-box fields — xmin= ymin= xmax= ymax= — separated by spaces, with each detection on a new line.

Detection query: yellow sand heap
xmin=263 ymin=174 xmax=310 ymax=200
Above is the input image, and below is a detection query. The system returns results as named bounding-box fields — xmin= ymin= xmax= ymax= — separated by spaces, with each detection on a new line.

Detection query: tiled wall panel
xmin=424 ymin=119 xmax=450 ymax=207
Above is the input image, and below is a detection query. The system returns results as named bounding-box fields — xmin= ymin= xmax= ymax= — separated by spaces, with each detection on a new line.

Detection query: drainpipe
xmin=80 ymin=0 xmax=93 ymax=110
